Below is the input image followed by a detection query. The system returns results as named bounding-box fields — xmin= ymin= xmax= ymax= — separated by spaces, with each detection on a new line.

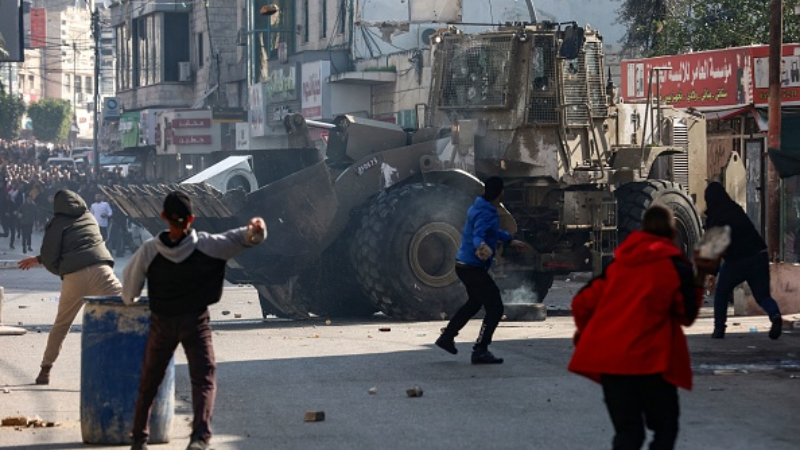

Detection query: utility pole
xmin=73 ymin=42 xmax=78 ymax=117
xmin=767 ymin=0 xmax=782 ymax=258
xmin=91 ymin=7 xmax=100 ymax=179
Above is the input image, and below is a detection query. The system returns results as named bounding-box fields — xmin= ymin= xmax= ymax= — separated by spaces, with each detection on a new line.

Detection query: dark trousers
xmin=713 ymin=251 xmax=781 ymax=329
xmin=601 ymin=374 xmax=679 ymax=450
xmin=132 ymin=309 xmax=216 ymax=444
xmin=442 ymin=265 xmax=503 ymax=350
xmin=98 ymin=225 xmax=108 ymax=241
xmin=109 ymin=222 xmax=128 ymax=256
xmin=7 ymin=215 xmax=17 ymax=246
xmin=20 ymin=223 xmax=32 ymax=250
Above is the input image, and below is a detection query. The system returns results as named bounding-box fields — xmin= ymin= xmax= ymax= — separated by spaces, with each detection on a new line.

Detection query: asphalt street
xmin=1 ymin=230 xmax=799 ymax=449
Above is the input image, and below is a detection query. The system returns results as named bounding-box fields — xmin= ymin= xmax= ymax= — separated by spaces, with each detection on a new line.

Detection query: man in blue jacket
xmin=435 ymin=177 xmax=526 ymax=364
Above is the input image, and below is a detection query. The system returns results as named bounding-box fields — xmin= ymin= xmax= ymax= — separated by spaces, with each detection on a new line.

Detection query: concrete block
xmin=734 ymin=263 xmax=800 ymax=316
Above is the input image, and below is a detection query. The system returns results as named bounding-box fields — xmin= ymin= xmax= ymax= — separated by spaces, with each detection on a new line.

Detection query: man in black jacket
xmin=122 ymin=191 xmax=266 ymax=450
xmin=705 ymin=182 xmax=782 ymax=339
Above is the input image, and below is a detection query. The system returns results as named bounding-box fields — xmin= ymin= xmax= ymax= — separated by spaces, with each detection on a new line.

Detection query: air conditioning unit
xmin=179 ymin=62 xmax=191 ymax=82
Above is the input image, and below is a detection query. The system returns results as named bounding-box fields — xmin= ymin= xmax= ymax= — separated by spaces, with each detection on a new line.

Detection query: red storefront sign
xmin=621 ymin=48 xmax=751 ymax=109
xmin=173 ymin=135 xmax=212 ymax=145
xmin=30 ymin=8 xmax=46 ymax=49
xmin=750 ymin=44 xmax=800 ymax=106
xmin=172 ymin=118 xmax=212 ymax=129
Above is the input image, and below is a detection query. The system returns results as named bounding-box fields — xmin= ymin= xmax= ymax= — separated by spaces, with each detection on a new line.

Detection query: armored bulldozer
xmin=103 ymin=22 xmax=706 ymax=321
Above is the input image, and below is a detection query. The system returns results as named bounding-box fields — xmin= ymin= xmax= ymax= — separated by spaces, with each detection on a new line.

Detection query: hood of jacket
xmin=704 ymin=181 xmax=735 ymax=215
xmin=155 ymin=229 xmax=200 ymax=264
xmin=614 ymin=230 xmax=681 ymax=267
xmin=53 ymin=190 xmax=88 ymax=217
xmin=472 ymin=196 xmax=497 ymax=214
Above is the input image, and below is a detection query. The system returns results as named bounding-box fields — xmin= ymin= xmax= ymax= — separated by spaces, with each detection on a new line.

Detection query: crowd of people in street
xmin=0 ymin=141 xmax=146 ymax=256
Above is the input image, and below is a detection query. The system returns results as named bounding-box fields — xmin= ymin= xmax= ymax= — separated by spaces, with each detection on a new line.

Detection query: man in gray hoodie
xmin=18 ymin=190 xmax=122 ymax=385
xmin=123 ymin=191 xmax=266 ymax=450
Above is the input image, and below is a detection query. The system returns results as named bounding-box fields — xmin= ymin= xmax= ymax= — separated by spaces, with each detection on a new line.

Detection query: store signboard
xmin=249 ymin=82 xmax=267 ymax=137
xmin=119 ymin=112 xmax=141 ymax=149
xmin=301 ymin=61 xmax=331 ymax=120
xmin=621 ymin=47 xmax=751 ymax=109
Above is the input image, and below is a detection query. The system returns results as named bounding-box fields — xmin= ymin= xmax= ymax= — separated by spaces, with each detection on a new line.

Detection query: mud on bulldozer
xmin=103 ymin=22 xmax=707 ymax=321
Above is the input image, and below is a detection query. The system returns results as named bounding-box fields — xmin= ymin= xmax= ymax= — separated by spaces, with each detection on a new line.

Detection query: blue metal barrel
xmin=81 ymin=296 xmax=174 ymax=444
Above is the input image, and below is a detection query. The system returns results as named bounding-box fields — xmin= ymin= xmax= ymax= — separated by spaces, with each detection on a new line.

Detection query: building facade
xmin=109 ymin=0 xmax=242 ymax=180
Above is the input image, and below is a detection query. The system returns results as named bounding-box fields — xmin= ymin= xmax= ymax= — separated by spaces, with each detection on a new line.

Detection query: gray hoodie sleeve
xmin=196 ymin=226 xmax=267 ymax=261
xmin=122 ymin=239 xmax=160 ymax=305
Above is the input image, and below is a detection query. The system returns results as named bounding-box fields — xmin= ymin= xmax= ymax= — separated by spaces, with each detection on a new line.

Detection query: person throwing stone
xmin=123 ymin=191 xmax=266 ymax=450
xmin=18 ymin=190 xmax=122 ymax=385
xmin=435 ymin=177 xmax=526 ymax=364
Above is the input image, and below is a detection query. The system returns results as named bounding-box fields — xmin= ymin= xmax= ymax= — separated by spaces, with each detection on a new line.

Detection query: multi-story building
xmin=239 ymin=0 xmax=624 ymax=151
xmin=109 ymin=0 xmax=241 ymax=180
xmin=14 ymin=1 xmax=98 ymax=143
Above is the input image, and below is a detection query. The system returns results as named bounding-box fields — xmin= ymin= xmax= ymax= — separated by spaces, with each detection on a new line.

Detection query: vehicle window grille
xmin=438 ymin=34 xmax=515 ymax=108
xmin=563 ymin=53 xmax=590 ymax=126
xmin=527 ymin=35 xmax=559 ymax=124
xmin=586 ymin=41 xmax=609 ymax=118
xmin=671 ymin=120 xmax=690 ymax=192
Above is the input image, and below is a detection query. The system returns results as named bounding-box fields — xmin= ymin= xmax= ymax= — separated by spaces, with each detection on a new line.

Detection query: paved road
xmin=1 ymin=231 xmax=799 ymax=449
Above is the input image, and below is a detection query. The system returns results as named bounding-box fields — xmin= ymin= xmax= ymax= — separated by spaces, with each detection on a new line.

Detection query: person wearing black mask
xmin=704 ymin=182 xmax=782 ymax=339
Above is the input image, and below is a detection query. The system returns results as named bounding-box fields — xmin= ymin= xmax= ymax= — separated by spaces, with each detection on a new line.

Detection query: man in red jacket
xmin=569 ymin=205 xmax=715 ymax=450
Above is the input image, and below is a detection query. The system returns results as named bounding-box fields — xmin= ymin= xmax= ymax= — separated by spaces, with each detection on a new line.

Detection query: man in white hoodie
xmin=122 ymin=191 xmax=266 ymax=450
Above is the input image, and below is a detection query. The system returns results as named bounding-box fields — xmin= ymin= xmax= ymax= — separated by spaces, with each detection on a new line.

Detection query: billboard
xmin=29 ymin=7 xmax=45 ymax=49
xmin=0 ymin=0 xmax=23 ymax=62
xmin=750 ymin=44 xmax=800 ymax=106
xmin=621 ymin=48 xmax=751 ymax=110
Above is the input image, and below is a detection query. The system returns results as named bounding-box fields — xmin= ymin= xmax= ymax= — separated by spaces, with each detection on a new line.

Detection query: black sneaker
xmin=130 ymin=441 xmax=148 ymax=450
xmin=435 ymin=335 xmax=457 ymax=355
xmin=769 ymin=316 xmax=783 ymax=340
xmin=471 ymin=350 xmax=504 ymax=365
xmin=711 ymin=328 xmax=725 ymax=339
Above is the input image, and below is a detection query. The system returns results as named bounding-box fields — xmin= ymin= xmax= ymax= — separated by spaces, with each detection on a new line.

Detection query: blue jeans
xmin=714 ymin=251 xmax=782 ymax=328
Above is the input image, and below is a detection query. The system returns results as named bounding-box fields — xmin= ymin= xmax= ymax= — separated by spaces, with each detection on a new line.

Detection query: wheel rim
xmin=409 ymin=222 xmax=461 ymax=288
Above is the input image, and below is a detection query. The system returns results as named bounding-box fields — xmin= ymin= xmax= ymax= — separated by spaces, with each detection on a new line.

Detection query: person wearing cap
xmin=435 ymin=176 xmax=527 ymax=364
xmin=122 ymin=191 xmax=267 ymax=450
xmin=18 ymin=189 xmax=122 ymax=385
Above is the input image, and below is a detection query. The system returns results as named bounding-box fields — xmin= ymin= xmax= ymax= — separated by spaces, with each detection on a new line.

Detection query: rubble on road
xmin=1 ymin=416 xmax=59 ymax=428
xmin=304 ymin=411 xmax=325 ymax=422
xmin=406 ymin=386 xmax=423 ymax=398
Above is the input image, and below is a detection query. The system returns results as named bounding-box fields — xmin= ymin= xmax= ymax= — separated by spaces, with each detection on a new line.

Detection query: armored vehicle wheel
xmin=253 ymin=283 xmax=311 ymax=320
xmin=293 ymin=235 xmax=378 ymax=318
xmin=616 ymin=180 xmax=702 ymax=255
xmin=352 ymin=183 xmax=474 ymax=320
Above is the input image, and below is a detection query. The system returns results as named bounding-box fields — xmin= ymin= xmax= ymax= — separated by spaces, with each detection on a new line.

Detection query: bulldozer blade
xmin=100 ymin=183 xmax=242 ymax=237
xmin=229 ymin=160 xmax=338 ymax=285
xmin=103 ymin=160 xmax=338 ymax=288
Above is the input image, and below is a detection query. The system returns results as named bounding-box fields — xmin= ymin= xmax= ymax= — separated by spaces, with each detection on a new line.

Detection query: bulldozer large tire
xmin=293 ymin=235 xmax=378 ymax=318
xmin=616 ymin=180 xmax=702 ymax=254
xmin=352 ymin=183 xmax=473 ymax=320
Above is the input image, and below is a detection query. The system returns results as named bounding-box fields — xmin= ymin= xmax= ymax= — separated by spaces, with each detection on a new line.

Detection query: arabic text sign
xmin=621 ymin=48 xmax=750 ymax=109
xmin=173 ymin=135 xmax=212 ymax=146
xmin=172 ymin=118 xmax=212 ymax=129
xmin=301 ymin=61 xmax=330 ymax=120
